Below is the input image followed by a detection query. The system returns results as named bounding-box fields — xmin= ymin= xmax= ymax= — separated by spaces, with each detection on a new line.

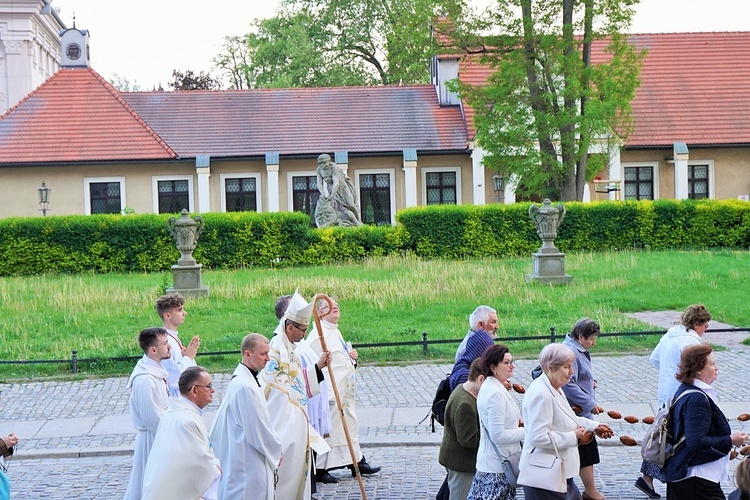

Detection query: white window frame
xmin=83 ymin=176 xmax=126 ymax=215
xmin=354 ymin=168 xmax=396 ymax=226
xmin=687 ymin=160 xmax=715 ymax=199
xmin=421 ymin=166 xmax=463 ymax=205
xmin=219 ymin=173 xmax=263 ymax=213
xmin=151 ymin=175 xmax=194 ymax=214
xmin=621 ymin=161 xmax=660 ymax=200
xmin=286 ymin=170 xmax=318 ymax=213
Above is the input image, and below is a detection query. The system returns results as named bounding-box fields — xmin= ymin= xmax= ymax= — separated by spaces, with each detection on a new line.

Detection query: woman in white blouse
xmin=467 ymin=344 xmax=525 ymax=500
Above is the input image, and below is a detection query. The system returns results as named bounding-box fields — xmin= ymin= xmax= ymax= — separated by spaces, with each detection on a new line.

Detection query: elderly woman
xmin=637 ymin=304 xmax=712 ymax=499
xmin=467 ymin=345 xmax=525 ymax=500
xmin=521 ymin=343 xmax=612 ymax=500
xmin=561 ymin=318 xmax=606 ymax=500
xmin=664 ymin=344 xmax=748 ymax=500
xmin=439 ymin=359 xmax=486 ymax=500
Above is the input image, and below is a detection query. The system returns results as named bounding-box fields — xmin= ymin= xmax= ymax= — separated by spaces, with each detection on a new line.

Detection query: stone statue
xmin=314 ymin=153 xmax=363 ymax=227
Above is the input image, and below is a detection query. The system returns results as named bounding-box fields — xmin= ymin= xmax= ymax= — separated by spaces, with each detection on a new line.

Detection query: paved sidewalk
xmin=2 ymin=351 xmax=750 ymax=497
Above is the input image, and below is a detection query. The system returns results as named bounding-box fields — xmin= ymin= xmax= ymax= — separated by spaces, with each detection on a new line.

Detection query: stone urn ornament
xmin=526 ymin=199 xmax=573 ymax=284
xmin=166 ymin=209 xmax=210 ymax=296
xmin=168 ymin=209 xmax=205 ymax=266
xmin=529 ymin=198 xmax=566 ymax=254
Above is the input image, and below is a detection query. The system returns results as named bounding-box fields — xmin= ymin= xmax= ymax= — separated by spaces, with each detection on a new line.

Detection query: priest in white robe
xmin=142 ymin=366 xmax=221 ymax=500
xmin=124 ymin=327 xmax=171 ymax=500
xmin=209 ymin=333 xmax=282 ymax=500
xmin=261 ymin=290 xmax=331 ymax=500
xmin=307 ymin=298 xmax=381 ymax=478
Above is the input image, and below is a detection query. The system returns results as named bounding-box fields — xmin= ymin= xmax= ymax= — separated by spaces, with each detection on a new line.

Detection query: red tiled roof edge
xmin=86 ymin=68 xmax=179 ymax=159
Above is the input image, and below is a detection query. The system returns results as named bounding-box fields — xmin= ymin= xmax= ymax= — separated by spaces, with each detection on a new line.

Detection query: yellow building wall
xmin=0 ymin=153 xmax=474 ymax=219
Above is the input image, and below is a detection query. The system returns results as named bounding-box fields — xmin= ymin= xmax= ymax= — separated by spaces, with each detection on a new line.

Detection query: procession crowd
xmin=2 ymin=298 xmax=750 ymax=500
xmin=0 ymin=289 xmax=380 ymax=500
xmin=437 ymin=304 xmax=750 ymax=500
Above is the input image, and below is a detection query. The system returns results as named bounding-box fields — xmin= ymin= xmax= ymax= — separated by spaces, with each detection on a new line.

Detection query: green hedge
xmin=396 ymin=199 xmax=750 ymax=257
xmin=1 ymin=199 xmax=749 ymax=276
xmin=0 ymin=211 xmax=404 ymax=276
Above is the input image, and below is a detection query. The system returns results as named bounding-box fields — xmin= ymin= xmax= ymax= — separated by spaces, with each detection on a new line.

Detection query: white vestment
xmin=123 ymin=356 xmax=169 ymax=500
xmin=261 ymin=332 xmax=322 ymax=500
xmin=163 ymin=329 xmax=197 ymax=397
xmin=307 ymin=320 xmax=363 ymax=468
xmin=209 ymin=364 xmax=282 ymax=500
xmin=142 ymin=397 xmax=221 ymax=500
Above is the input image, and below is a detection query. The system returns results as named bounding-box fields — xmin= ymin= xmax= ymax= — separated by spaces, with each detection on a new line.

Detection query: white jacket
xmin=521 ymin=373 xmax=598 ymax=480
xmin=475 ymin=377 xmax=525 ymax=473
xmin=650 ymin=324 xmax=702 ymax=406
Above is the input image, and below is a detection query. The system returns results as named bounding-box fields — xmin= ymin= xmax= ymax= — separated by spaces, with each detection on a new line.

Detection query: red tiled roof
xmin=456 ymin=32 xmax=750 ymax=147
xmin=601 ymin=32 xmax=750 ymax=148
xmin=456 ymin=55 xmax=492 ymax=140
xmin=121 ymin=86 xmax=468 ymax=158
xmin=0 ymin=68 xmax=177 ymax=163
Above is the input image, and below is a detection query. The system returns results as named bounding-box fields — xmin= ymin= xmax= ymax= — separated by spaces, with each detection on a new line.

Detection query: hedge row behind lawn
xmin=0 ymin=199 xmax=748 ymax=276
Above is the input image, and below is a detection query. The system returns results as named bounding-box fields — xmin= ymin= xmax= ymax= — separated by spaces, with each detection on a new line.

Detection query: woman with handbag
xmin=467 ymin=345 xmax=525 ymax=500
xmin=664 ymin=343 xmax=748 ymax=500
xmin=519 ymin=343 xmax=612 ymax=500
xmin=561 ymin=318 xmax=607 ymax=500
xmin=636 ymin=304 xmax=712 ymax=499
xmin=438 ymin=359 xmax=486 ymax=500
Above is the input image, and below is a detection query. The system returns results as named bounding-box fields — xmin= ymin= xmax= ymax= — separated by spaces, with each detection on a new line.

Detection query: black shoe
xmin=634 ymin=477 xmax=661 ymax=499
xmin=350 ymin=456 xmax=381 ymax=477
xmin=316 ymin=470 xmax=339 ymax=484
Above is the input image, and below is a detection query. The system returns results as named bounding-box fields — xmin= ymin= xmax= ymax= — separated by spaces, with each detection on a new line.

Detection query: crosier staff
xmin=311 ymin=293 xmax=367 ymax=500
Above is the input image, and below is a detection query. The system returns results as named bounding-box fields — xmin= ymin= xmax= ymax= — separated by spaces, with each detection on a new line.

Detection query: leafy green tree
xmin=168 ymin=70 xmax=222 ymax=91
xmin=215 ymin=0 xmax=467 ymax=88
xmin=455 ymin=0 xmax=644 ymax=201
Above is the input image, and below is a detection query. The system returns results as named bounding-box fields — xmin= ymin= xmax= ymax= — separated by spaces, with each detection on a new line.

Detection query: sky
xmin=50 ymin=0 xmax=750 ymax=90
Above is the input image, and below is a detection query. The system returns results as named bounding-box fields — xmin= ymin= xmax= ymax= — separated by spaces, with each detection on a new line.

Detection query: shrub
xmin=1 ymin=199 xmax=748 ymax=276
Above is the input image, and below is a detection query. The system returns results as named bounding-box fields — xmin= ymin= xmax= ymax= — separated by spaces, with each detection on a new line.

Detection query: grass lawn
xmin=1 ymin=249 xmax=748 ymax=380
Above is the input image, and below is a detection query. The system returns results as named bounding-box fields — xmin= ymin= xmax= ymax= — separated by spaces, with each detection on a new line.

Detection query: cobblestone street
xmin=2 ymin=351 xmax=750 ymax=498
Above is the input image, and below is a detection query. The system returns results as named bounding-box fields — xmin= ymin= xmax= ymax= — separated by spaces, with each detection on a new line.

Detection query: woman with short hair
xmin=562 ymin=318 xmax=606 ymax=500
xmin=439 ymin=359 xmax=486 ymax=500
xmin=637 ymin=304 xmax=713 ymax=498
xmin=520 ymin=343 xmax=612 ymax=500
xmin=467 ymin=345 xmax=525 ymax=500
xmin=664 ymin=344 xmax=748 ymax=500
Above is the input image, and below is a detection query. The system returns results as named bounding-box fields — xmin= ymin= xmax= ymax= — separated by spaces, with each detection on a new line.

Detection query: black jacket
xmin=664 ymin=383 xmax=732 ymax=482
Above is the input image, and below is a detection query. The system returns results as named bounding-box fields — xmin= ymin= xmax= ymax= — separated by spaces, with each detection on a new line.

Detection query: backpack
xmin=641 ymin=389 xmax=707 ymax=467
xmin=420 ymin=373 xmax=452 ymax=433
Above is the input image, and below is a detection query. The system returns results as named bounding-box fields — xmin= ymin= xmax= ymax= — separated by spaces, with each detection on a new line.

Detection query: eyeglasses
xmin=502 ymin=360 xmax=515 ymax=367
xmin=193 ymin=384 xmax=213 ymax=390
xmin=291 ymin=322 xmax=308 ymax=334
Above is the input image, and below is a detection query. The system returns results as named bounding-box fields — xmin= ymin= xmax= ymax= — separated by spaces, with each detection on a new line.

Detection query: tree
xmin=214 ymin=0 xmax=467 ymax=88
xmin=168 ymin=70 xmax=222 ymax=91
xmin=455 ymin=0 xmax=644 ymax=201
xmin=108 ymin=74 xmax=142 ymax=91
xmin=213 ymin=35 xmax=252 ymax=90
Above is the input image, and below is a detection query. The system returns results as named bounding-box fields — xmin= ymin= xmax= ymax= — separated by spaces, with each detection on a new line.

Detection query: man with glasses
xmin=142 ymin=366 xmax=221 ymax=500
xmin=262 ymin=289 xmax=331 ymax=500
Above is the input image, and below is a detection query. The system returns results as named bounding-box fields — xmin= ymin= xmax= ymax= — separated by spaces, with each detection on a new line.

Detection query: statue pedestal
xmin=526 ymin=251 xmax=573 ymax=284
xmin=168 ymin=264 xmax=210 ymax=297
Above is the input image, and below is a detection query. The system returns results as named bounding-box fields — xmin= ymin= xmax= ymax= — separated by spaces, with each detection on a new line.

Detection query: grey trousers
xmin=447 ymin=468 xmax=475 ymax=500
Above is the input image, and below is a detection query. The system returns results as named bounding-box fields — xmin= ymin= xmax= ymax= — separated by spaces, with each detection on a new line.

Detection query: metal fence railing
xmin=1 ymin=327 xmax=748 ymax=374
